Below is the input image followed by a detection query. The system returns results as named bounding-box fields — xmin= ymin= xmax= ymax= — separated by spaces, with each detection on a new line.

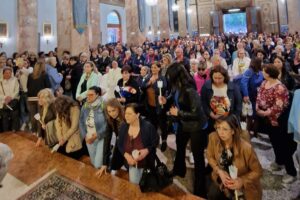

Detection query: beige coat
xmin=206 ymin=132 xmax=263 ymax=200
xmin=55 ymin=106 xmax=82 ymax=153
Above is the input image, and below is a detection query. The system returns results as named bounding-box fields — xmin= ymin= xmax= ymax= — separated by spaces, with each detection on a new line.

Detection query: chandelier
xmin=145 ymin=0 xmax=158 ymax=6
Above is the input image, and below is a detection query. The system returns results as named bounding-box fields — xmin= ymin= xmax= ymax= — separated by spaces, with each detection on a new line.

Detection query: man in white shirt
xmin=102 ymin=60 xmax=122 ymax=101
xmin=232 ymin=49 xmax=251 ymax=78
xmin=0 ymin=67 xmax=20 ymax=132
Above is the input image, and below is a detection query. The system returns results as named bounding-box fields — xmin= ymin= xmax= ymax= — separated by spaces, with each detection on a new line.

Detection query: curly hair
xmin=54 ymin=95 xmax=78 ymax=127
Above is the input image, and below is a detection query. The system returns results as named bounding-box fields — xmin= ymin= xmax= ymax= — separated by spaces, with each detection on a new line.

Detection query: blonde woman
xmin=161 ymin=53 xmax=172 ymax=76
xmin=76 ymin=61 xmax=99 ymax=104
xmin=36 ymin=89 xmax=57 ymax=147
xmin=27 ymin=61 xmax=51 ymax=134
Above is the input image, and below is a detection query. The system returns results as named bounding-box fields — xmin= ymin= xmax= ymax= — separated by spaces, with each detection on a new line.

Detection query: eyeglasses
xmin=198 ymin=68 xmax=206 ymax=71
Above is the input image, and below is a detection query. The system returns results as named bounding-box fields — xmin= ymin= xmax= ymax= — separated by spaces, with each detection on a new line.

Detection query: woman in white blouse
xmin=232 ymin=49 xmax=251 ymax=79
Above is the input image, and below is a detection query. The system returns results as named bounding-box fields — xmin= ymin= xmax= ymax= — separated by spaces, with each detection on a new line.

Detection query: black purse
xmin=139 ymin=154 xmax=173 ymax=193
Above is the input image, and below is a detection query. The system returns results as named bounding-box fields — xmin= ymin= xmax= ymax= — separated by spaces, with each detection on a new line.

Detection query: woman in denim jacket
xmin=79 ymin=86 xmax=110 ymax=177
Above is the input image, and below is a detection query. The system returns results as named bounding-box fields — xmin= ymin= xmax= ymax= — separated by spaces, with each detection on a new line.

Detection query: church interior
xmin=0 ymin=0 xmax=300 ymax=199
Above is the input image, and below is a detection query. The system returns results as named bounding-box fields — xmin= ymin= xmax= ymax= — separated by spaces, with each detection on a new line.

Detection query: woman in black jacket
xmin=104 ymin=98 xmax=125 ymax=173
xmin=117 ymin=103 xmax=158 ymax=184
xmin=201 ymin=65 xmax=242 ymax=133
xmin=141 ymin=62 xmax=169 ymax=151
xmin=27 ymin=61 xmax=51 ymax=134
xmin=159 ymin=62 xmax=208 ymax=198
xmin=114 ymin=65 xmax=140 ymax=105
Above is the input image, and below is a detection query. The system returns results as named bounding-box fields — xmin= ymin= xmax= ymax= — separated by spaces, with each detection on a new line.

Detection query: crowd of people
xmin=1 ymin=31 xmax=300 ymax=199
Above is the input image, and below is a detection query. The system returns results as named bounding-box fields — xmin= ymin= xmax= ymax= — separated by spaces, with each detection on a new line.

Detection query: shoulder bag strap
xmin=0 ymin=81 xmax=5 ymax=96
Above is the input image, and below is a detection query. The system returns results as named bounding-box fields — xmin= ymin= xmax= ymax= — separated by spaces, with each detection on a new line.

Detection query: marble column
xmin=255 ymin=0 xmax=279 ymax=33
xmin=89 ymin=0 xmax=100 ymax=48
xmin=287 ymin=0 xmax=300 ymax=33
xmin=158 ymin=0 xmax=170 ymax=39
xmin=197 ymin=3 xmax=214 ymax=34
xmin=178 ymin=0 xmax=187 ymax=36
xmin=57 ymin=0 xmax=89 ymax=56
xmin=125 ymin=0 xmax=146 ymax=46
xmin=18 ymin=0 xmax=38 ymax=53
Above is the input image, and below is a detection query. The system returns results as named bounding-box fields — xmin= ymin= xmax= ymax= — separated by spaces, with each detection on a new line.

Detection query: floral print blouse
xmin=256 ymin=81 xmax=289 ymax=126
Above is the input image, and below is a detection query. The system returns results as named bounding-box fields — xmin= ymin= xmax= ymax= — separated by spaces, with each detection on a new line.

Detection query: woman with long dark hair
xmin=159 ymin=63 xmax=208 ymax=198
xmin=54 ymin=95 xmax=83 ymax=159
xmin=104 ymin=98 xmax=125 ymax=173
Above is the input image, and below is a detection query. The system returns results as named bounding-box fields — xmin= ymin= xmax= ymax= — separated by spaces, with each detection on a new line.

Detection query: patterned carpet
xmin=18 ymin=171 xmax=110 ymax=200
xmin=163 ymin=134 xmax=300 ymax=200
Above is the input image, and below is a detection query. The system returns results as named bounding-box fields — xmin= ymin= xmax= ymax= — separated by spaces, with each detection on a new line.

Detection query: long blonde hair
xmin=32 ymin=61 xmax=46 ymax=79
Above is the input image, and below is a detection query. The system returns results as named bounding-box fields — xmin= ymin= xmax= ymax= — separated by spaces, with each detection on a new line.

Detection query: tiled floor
xmin=0 ymin=132 xmax=201 ymax=200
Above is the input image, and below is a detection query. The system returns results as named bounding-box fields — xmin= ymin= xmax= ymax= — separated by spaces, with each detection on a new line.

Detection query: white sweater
xmin=0 ymin=77 xmax=19 ymax=109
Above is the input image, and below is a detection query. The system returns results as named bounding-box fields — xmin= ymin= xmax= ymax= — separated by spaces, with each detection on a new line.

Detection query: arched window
xmin=107 ymin=11 xmax=121 ymax=43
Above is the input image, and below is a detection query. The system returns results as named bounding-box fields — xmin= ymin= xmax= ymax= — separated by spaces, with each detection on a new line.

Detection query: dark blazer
xmin=115 ymin=77 xmax=140 ymax=104
xmin=132 ymin=55 xmax=145 ymax=74
xmin=118 ymin=118 xmax=159 ymax=168
xmin=97 ymin=56 xmax=111 ymax=74
xmin=27 ymin=74 xmax=51 ymax=97
xmin=70 ymin=62 xmax=83 ymax=99
xmin=165 ymin=86 xmax=208 ymax=133
xmin=141 ymin=75 xmax=168 ymax=114
xmin=201 ymin=80 xmax=242 ymax=118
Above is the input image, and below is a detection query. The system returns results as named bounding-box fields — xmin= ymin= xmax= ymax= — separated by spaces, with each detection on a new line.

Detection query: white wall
xmin=38 ymin=0 xmax=57 ymax=53
xmin=0 ymin=0 xmax=17 ymax=57
xmin=100 ymin=3 xmax=126 ymax=45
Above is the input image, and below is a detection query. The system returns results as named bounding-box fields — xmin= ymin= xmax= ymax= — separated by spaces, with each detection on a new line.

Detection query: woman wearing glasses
xmin=206 ymin=114 xmax=262 ymax=200
xmin=79 ymin=86 xmax=110 ymax=176
xmin=194 ymin=61 xmax=210 ymax=96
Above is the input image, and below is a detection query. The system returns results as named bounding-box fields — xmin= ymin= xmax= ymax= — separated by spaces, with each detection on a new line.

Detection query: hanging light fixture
xmin=145 ymin=0 xmax=158 ymax=6
xmin=148 ymin=26 xmax=153 ymax=35
xmin=172 ymin=3 xmax=179 ymax=11
xmin=157 ymin=27 xmax=161 ymax=35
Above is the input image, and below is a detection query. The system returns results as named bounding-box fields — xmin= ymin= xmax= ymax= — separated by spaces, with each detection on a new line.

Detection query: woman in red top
xmin=256 ymin=64 xmax=297 ymax=184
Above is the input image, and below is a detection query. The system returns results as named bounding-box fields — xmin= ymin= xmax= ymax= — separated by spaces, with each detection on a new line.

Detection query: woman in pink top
xmin=194 ymin=61 xmax=210 ymax=95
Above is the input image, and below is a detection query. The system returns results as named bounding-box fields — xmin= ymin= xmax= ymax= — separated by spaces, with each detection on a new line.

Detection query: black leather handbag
xmin=139 ymin=154 xmax=173 ymax=193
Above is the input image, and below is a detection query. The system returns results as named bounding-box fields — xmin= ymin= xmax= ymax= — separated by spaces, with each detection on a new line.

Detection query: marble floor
xmin=1 ymin=132 xmax=300 ymax=200
xmin=0 ymin=132 xmax=200 ymax=200
xmin=164 ymin=134 xmax=300 ymax=200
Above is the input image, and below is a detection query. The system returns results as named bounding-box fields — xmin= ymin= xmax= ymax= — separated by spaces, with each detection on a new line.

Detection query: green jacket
xmin=76 ymin=72 xmax=98 ymax=99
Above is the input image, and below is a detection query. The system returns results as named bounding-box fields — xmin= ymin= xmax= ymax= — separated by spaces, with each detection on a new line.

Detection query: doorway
xmin=107 ymin=11 xmax=121 ymax=43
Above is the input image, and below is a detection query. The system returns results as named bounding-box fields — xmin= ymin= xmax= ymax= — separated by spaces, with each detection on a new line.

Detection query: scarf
xmin=85 ymin=97 xmax=103 ymax=110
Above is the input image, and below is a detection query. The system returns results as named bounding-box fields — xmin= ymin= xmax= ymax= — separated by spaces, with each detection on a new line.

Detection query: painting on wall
xmin=43 ymin=23 xmax=52 ymax=36
xmin=0 ymin=22 xmax=8 ymax=37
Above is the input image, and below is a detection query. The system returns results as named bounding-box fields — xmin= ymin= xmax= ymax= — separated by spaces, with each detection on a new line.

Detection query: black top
xmin=118 ymin=118 xmax=158 ymax=168
xmin=27 ymin=74 xmax=51 ymax=97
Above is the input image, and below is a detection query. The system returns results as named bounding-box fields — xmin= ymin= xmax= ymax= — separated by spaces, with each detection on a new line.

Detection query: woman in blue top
xmin=79 ymin=86 xmax=110 ymax=177
xmin=240 ymin=58 xmax=264 ymax=135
